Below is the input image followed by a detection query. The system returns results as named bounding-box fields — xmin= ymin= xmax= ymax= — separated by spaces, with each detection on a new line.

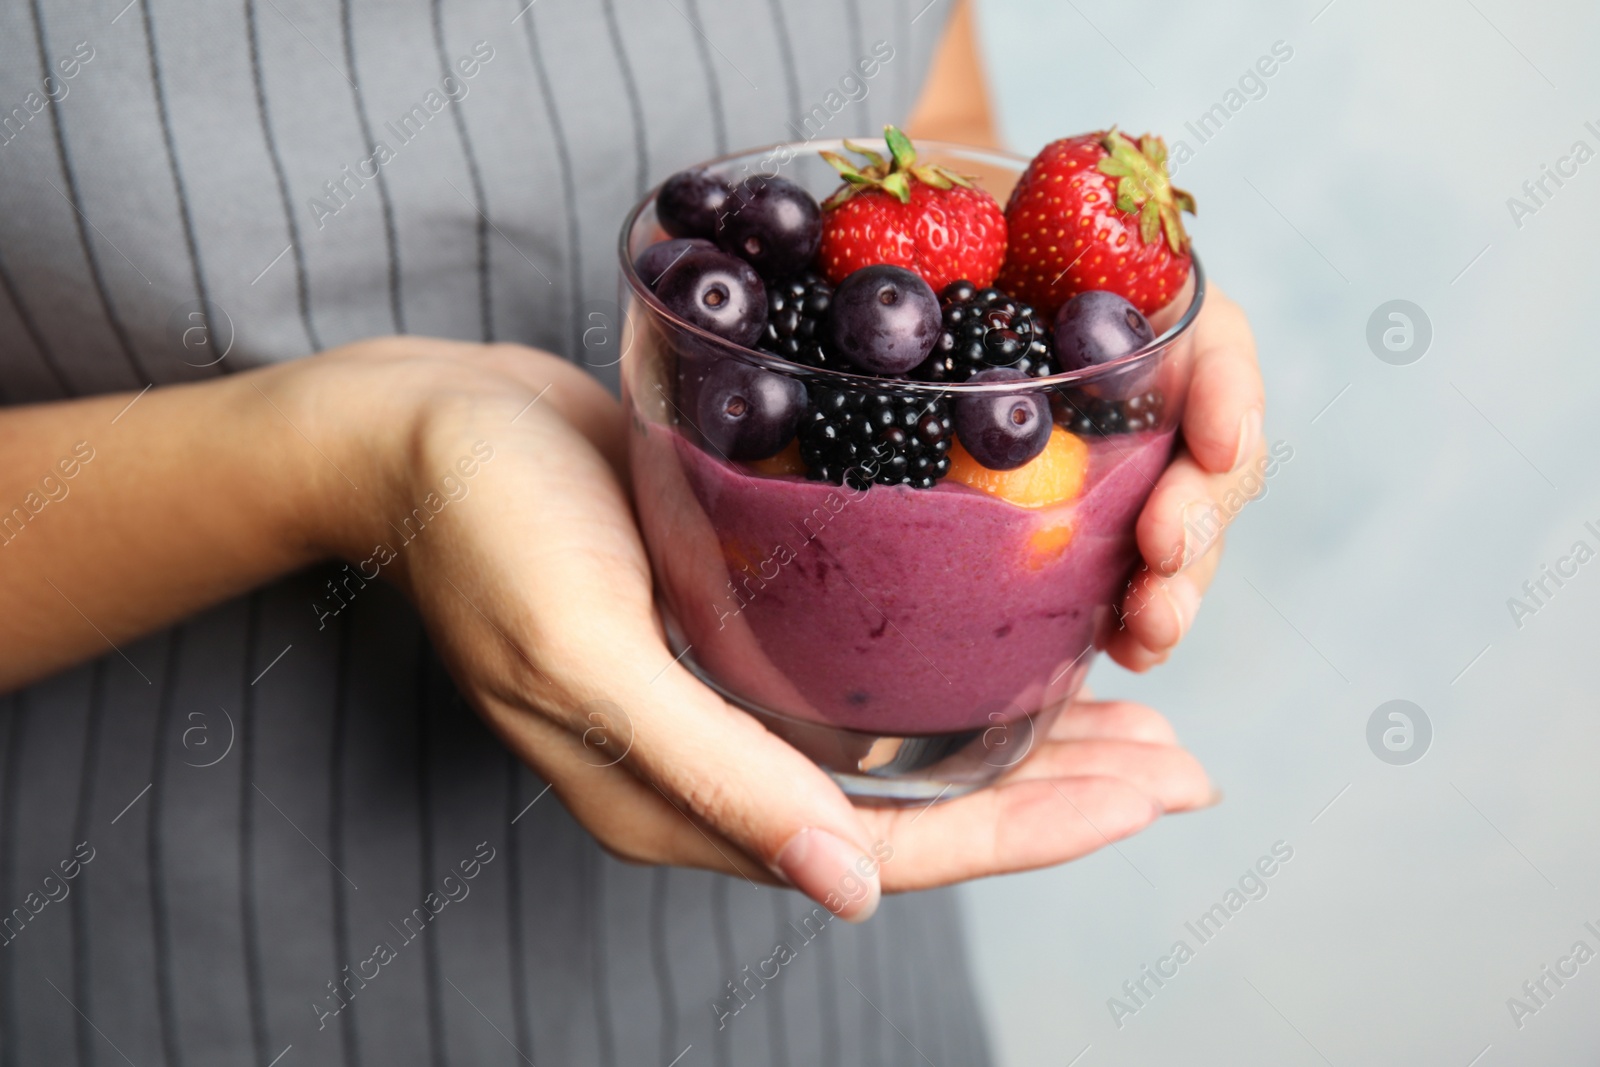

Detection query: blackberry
xmin=797 ymin=387 xmax=954 ymax=490
xmin=913 ymin=280 xmax=1057 ymax=382
xmin=759 ymin=271 xmax=837 ymax=369
xmin=1056 ymin=389 xmax=1166 ymax=436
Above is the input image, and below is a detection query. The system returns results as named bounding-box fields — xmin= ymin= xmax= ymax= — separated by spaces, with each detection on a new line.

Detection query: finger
xmin=1103 ymin=633 xmax=1170 ymax=673
xmin=465 ymin=618 xmax=882 ymax=916
xmin=1148 ymin=270 xmax=1196 ymax=334
xmin=1137 ymin=448 xmax=1259 ymax=577
xmin=1113 ymin=536 xmax=1223 ymax=656
xmin=1004 ymin=737 xmax=1213 ymax=814
xmin=630 ymin=624 xmax=891 ymax=914
xmin=520 ymin=610 xmax=888 ymax=920
xmin=868 ymin=775 xmax=1160 ymax=890
xmin=1047 ymin=698 xmax=1179 ymax=745
xmin=480 ymin=696 xmax=782 ymax=885
xmin=1178 ymin=525 xmax=1225 ymax=596
xmin=1181 ymin=287 xmax=1264 ymax=475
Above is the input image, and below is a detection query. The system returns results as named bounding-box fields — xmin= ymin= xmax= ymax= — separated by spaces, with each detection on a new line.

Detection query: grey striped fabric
xmin=0 ymin=1 xmax=993 ymax=1064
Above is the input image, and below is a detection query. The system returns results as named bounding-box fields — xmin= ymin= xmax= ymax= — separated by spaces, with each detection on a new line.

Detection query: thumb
xmin=588 ymin=625 xmax=886 ymax=921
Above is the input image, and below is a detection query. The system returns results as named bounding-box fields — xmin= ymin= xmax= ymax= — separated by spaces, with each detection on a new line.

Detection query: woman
xmin=0 ymin=0 xmax=1258 ymax=1063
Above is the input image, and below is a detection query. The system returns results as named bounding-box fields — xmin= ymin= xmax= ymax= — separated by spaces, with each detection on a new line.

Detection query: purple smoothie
xmin=632 ymin=422 xmax=1176 ymax=735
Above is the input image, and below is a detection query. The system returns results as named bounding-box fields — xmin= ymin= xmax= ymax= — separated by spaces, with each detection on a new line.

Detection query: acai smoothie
xmin=632 ymin=420 xmax=1176 ymax=734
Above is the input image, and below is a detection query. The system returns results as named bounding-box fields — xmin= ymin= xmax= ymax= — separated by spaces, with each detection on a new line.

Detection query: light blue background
xmin=963 ymin=1 xmax=1600 ymax=1064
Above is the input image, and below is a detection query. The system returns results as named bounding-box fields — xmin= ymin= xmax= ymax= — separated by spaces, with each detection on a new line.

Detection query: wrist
xmin=238 ymin=344 xmax=428 ymax=572
xmin=253 ymin=335 xmax=623 ymax=583
xmin=250 ymin=338 xmax=540 ymax=575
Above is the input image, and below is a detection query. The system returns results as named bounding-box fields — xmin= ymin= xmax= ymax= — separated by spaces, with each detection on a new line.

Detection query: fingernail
xmin=773 ymin=828 xmax=880 ymax=923
xmin=1232 ymin=407 xmax=1263 ymax=473
xmin=1161 ymin=578 xmax=1202 ymax=646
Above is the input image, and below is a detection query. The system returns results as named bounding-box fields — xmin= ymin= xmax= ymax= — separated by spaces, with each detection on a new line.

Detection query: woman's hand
xmin=332 ymin=338 xmax=1213 ymax=922
xmin=1108 ymin=283 xmax=1266 ymax=671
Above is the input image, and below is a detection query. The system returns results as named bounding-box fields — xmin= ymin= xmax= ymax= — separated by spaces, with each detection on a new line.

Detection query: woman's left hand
xmin=1108 ymin=283 xmax=1266 ymax=670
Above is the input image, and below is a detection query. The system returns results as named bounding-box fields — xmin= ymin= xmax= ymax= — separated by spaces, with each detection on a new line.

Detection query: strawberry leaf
xmin=820 ymin=151 xmax=865 ymax=180
xmin=938 ymin=166 xmax=975 ymax=188
xmin=1139 ymin=200 xmax=1161 ymax=245
xmin=1161 ymin=206 xmax=1184 ymax=252
xmin=843 ymin=139 xmax=888 ymax=170
xmin=1115 ymin=177 xmax=1140 ymax=215
xmin=1102 ymin=128 xmax=1137 ymax=159
xmin=881 ymin=170 xmax=912 ymax=203
xmin=884 ymin=125 xmax=917 ymax=171
xmin=1096 ymin=126 xmax=1198 ymax=249
xmin=819 ymin=128 xmax=983 ymax=212
xmin=821 ymin=186 xmax=857 ymax=211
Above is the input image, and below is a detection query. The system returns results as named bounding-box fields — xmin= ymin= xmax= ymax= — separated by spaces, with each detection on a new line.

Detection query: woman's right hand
xmin=324 ymin=338 xmax=1214 ymax=921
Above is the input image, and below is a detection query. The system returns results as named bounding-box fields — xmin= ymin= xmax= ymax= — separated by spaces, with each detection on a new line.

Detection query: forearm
xmin=0 ymin=362 xmax=354 ymax=691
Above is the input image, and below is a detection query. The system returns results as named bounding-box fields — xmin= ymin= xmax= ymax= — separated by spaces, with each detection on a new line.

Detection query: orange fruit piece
xmin=1025 ymin=521 xmax=1075 ymax=569
xmin=947 ymin=426 xmax=1089 ymax=508
xmin=746 ymin=440 xmax=807 ymax=477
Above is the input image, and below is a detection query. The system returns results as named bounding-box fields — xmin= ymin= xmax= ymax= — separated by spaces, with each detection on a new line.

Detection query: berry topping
xmin=818 ymin=126 xmax=1007 ymax=293
xmin=715 ymin=176 xmax=823 ymax=280
xmin=827 ymin=264 xmax=942 ymax=376
xmin=797 ymin=388 xmax=953 ymax=490
xmin=684 ymin=358 xmax=808 ymax=461
xmin=633 ymin=237 xmax=715 ymax=289
xmin=1052 ymin=290 xmax=1154 ymax=370
xmin=657 ymin=170 xmax=732 ymax=239
xmin=952 ymin=368 xmax=1052 ymax=471
xmin=655 ymin=247 xmax=768 ymax=348
xmin=759 ymin=271 xmax=838 ymax=369
xmin=1057 ymin=390 xmax=1166 ymax=436
xmin=998 ymin=129 xmax=1196 ymax=317
xmin=1053 ymin=290 xmax=1159 ymax=401
xmin=946 ymin=425 xmax=1089 ymax=509
xmin=914 ymin=280 xmax=1057 ymax=382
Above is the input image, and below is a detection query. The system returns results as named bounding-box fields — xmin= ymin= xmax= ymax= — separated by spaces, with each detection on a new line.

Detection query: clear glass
xmin=618 ymin=140 xmax=1205 ymax=802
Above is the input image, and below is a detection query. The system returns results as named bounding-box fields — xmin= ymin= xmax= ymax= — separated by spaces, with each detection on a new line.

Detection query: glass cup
xmin=618 ymin=140 xmax=1204 ymax=802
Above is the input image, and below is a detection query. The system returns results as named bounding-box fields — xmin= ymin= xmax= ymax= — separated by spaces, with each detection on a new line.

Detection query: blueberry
xmin=1052 ymin=291 xmax=1155 ymax=371
xmin=686 ymin=358 xmax=807 ymax=461
xmin=658 ymin=170 xmax=731 ymax=239
xmin=827 ymin=265 xmax=941 ymax=376
xmin=655 ymin=248 xmax=768 ymax=348
xmin=953 ymin=368 xmax=1051 ymax=471
xmin=714 ymin=176 xmax=822 ymax=280
xmin=633 ymin=237 xmax=714 ymax=289
xmin=1053 ymin=291 xmax=1157 ymax=400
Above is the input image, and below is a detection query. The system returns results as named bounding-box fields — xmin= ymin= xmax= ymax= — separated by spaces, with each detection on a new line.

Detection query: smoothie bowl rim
xmin=617 ymin=136 xmax=1206 ymax=398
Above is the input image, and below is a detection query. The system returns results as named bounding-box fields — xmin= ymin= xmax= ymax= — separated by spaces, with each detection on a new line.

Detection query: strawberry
xmin=817 ymin=127 xmax=1007 ymax=293
xmin=997 ymin=129 xmax=1196 ymax=319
